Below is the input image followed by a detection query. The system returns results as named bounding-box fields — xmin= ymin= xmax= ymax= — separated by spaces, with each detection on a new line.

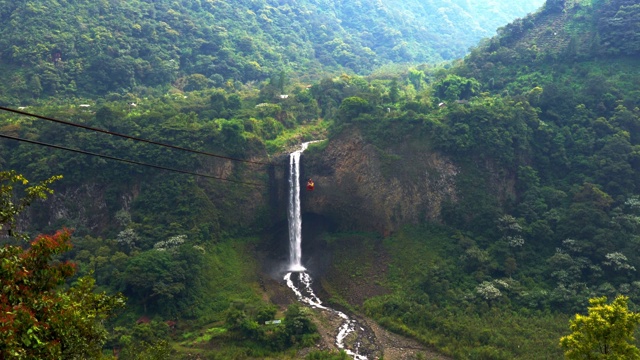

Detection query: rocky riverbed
xmin=261 ymin=275 xmax=451 ymax=360
xmin=302 ymin=292 xmax=451 ymax=360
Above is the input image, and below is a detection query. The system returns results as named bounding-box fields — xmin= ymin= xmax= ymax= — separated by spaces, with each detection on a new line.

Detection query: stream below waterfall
xmin=284 ymin=271 xmax=370 ymax=359
xmin=284 ymin=142 xmax=371 ymax=359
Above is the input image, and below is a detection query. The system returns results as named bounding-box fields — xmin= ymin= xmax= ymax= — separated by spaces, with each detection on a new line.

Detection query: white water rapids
xmin=284 ymin=142 xmax=368 ymax=360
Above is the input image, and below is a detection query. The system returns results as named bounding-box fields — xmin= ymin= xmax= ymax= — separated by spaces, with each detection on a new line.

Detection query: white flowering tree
xmin=498 ymin=214 xmax=525 ymax=248
xmin=604 ymin=252 xmax=636 ymax=273
xmin=116 ymin=228 xmax=139 ymax=252
xmin=154 ymin=234 xmax=187 ymax=252
xmin=475 ymin=279 xmax=518 ymax=304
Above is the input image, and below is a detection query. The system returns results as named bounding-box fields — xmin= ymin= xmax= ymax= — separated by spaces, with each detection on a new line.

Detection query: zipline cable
xmin=0 ymin=133 xmax=265 ymax=187
xmin=0 ymin=105 xmax=277 ymax=167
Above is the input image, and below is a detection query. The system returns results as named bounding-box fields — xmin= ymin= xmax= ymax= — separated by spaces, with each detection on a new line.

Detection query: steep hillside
xmin=4 ymin=0 xmax=640 ymax=358
xmin=284 ymin=0 xmax=640 ymax=358
xmin=0 ymin=0 xmax=543 ymax=101
xmin=460 ymin=0 xmax=640 ymax=100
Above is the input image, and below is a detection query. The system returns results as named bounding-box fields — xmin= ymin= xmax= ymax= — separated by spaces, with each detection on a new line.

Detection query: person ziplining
xmin=306 ymin=178 xmax=315 ymax=191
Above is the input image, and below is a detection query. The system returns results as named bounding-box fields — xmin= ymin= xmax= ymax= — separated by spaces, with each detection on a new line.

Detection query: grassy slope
xmin=321 ymin=226 xmax=570 ymax=359
xmin=169 ymin=237 xmax=274 ymax=357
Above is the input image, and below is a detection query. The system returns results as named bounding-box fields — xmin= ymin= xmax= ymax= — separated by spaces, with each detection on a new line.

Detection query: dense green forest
xmin=2 ymin=0 xmax=640 ymax=359
xmin=0 ymin=0 xmax=542 ymax=102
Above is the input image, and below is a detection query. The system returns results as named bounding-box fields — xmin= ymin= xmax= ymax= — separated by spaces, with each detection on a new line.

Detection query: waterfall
xmin=284 ymin=142 xmax=369 ymax=360
xmin=287 ymin=142 xmax=310 ymax=271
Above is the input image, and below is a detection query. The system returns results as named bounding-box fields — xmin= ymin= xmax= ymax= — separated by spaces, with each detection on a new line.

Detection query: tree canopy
xmin=560 ymin=296 xmax=640 ymax=359
xmin=0 ymin=0 xmax=543 ymax=101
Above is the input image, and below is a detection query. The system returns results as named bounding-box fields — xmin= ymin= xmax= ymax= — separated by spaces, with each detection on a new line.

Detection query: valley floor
xmin=262 ymin=275 xmax=451 ymax=360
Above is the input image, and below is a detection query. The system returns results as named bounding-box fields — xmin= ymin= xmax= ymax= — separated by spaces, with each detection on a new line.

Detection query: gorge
xmin=284 ymin=142 xmax=369 ymax=359
xmin=2 ymin=0 xmax=640 ymax=358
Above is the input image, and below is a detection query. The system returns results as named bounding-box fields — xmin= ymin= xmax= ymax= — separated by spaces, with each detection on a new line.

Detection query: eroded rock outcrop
xmin=299 ymin=129 xmax=459 ymax=235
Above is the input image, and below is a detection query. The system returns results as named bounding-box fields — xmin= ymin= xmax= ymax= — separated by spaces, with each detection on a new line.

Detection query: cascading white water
xmin=287 ymin=142 xmax=309 ymax=271
xmin=284 ymin=142 xmax=368 ymax=360
xmin=285 ymin=272 xmax=367 ymax=360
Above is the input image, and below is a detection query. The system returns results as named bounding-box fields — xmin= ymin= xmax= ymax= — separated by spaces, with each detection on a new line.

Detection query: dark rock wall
xmin=298 ymin=129 xmax=459 ymax=236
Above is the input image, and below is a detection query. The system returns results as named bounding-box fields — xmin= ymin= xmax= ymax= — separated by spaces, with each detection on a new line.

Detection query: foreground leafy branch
xmin=0 ymin=171 xmax=125 ymax=359
xmin=0 ymin=170 xmax=62 ymax=240
xmin=560 ymin=295 xmax=640 ymax=359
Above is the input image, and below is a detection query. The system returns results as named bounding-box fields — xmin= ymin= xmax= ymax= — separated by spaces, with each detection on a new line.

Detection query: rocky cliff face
xmin=28 ymin=128 xmax=461 ymax=242
xmin=21 ymin=156 xmax=270 ymax=239
xmin=297 ymin=129 xmax=459 ymax=236
xmin=22 ymin=182 xmax=119 ymax=235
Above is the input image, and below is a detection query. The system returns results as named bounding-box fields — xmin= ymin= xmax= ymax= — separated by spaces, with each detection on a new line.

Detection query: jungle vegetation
xmin=2 ymin=0 xmax=640 ymax=358
xmin=0 ymin=0 xmax=542 ymax=102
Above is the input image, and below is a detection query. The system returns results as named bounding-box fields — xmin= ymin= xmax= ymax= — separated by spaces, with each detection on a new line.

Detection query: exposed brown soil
xmin=299 ymin=301 xmax=451 ymax=360
xmin=363 ymin=318 xmax=451 ymax=360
